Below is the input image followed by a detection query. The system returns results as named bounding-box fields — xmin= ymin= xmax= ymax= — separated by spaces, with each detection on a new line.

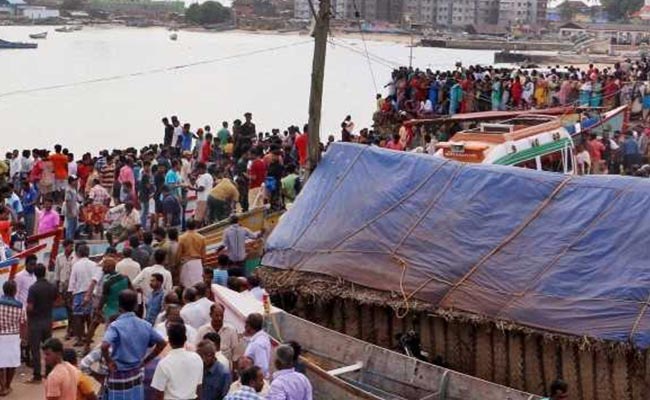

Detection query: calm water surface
xmin=0 ymin=26 xmax=495 ymax=153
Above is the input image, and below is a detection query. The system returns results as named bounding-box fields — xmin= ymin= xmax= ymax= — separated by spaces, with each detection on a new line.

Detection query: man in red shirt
xmin=248 ymin=148 xmax=267 ymax=209
xmin=587 ymin=134 xmax=606 ymax=174
xmin=201 ymin=133 xmax=213 ymax=164
xmin=49 ymin=145 xmax=69 ymax=203
xmin=294 ymin=124 xmax=308 ymax=170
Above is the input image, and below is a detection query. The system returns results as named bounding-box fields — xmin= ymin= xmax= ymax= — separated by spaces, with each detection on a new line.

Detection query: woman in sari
xmin=510 ymin=77 xmax=523 ymax=109
xmin=491 ymin=78 xmax=502 ymax=111
xmin=534 ymin=77 xmax=548 ymax=108
xmin=579 ymin=78 xmax=592 ymax=107
xmin=590 ymin=77 xmax=603 ymax=107
xmin=603 ymin=76 xmax=619 ymax=110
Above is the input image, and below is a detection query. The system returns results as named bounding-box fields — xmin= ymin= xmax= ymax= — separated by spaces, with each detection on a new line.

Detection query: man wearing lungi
xmin=101 ymin=289 xmax=166 ymax=400
xmin=177 ymin=219 xmax=207 ymax=288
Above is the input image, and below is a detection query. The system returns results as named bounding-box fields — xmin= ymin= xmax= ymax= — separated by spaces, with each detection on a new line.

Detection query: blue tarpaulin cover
xmin=263 ymin=143 xmax=650 ymax=348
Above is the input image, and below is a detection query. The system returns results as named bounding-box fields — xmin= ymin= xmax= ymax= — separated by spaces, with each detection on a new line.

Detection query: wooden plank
xmin=541 ymin=340 xmax=559 ymax=396
xmin=492 ymin=328 xmax=508 ymax=386
xmin=418 ymin=313 xmax=432 ymax=358
xmin=359 ymin=304 xmax=375 ymax=344
xmin=475 ymin=325 xmax=493 ymax=382
xmin=508 ymin=332 xmax=525 ymax=391
xmin=431 ymin=317 xmax=447 ymax=365
xmin=374 ymin=307 xmax=390 ymax=348
xmin=390 ymin=309 xmax=404 ymax=350
xmin=343 ymin=299 xmax=360 ymax=339
xmin=446 ymin=321 xmax=462 ymax=372
xmin=629 ymin=351 xmax=645 ymax=400
xmin=594 ymin=348 xmax=613 ymax=400
xmin=331 ymin=298 xmax=345 ymax=334
xmin=458 ymin=323 xmax=475 ymax=375
xmin=524 ymin=334 xmax=544 ymax=395
xmin=560 ymin=343 xmax=579 ymax=400
xmin=611 ymin=350 xmax=630 ymax=400
xmin=577 ymin=346 xmax=594 ymax=400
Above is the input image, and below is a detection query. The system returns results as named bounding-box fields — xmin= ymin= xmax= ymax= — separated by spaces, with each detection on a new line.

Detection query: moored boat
xmin=29 ymin=31 xmax=48 ymax=39
xmin=213 ymin=284 xmax=540 ymax=400
xmin=55 ymin=26 xmax=75 ymax=33
xmin=435 ymin=114 xmax=577 ymax=174
xmin=169 ymin=33 xmax=178 ymax=41
xmin=0 ymin=38 xmax=38 ymax=49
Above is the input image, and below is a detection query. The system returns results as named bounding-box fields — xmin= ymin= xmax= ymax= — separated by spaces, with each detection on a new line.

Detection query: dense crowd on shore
xmin=0 ymin=112 xmax=316 ymax=400
xmin=376 ymin=59 xmax=650 ymax=121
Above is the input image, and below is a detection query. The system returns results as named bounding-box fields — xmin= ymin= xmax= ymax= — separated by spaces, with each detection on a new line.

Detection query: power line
xmin=0 ymin=40 xmax=312 ymax=99
xmin=351 ymin=0 xmax=378 ymax=93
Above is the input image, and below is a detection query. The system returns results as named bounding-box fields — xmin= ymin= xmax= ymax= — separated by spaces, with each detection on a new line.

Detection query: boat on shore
xmin=55 ymin=26 xmax=75 ymax=33
xmin=29 ymin=32 xmax=48 ymax=39
xmin=0 ymin=38 xmax=38 ymax=49
xmin=213 ymin=284 xmax=540 ymax=400
xmin=169 ymin=33 xmax=178 ymax=41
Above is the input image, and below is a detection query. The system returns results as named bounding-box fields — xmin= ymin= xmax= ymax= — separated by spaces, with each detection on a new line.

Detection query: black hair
xmin=154 ymin=248 xmax=166 ymax=264
xmin=143 ymin=231 xmax=153 ymax=245
xmin=62 ymin=348 xmax=77 ymax=364
xmin=118 ymin=289 xmax=138 ymax=312
xmin=34 ymin=264 xmax=47 ymax=279
xmin=241 ymin=366 xmax=262 ymax=386
xmin=203 ymin=332 xmax=221 ymax=348
xmin=246 ymin=313 xmax=264 ymax=332
xmin=550 ymin=379 xmax=568 ymax=396
xmin=167 ymin=228 xmax=179 ymax=241
xmin=2 ymin=280 xmax=16 ymax=297
xmin=152 ymin=273 xmax=164 ymax=284
xmin=166 ymin=323 xmax=187 ymax=347
xmin=42 ymin=338 xmax=64 ymax=353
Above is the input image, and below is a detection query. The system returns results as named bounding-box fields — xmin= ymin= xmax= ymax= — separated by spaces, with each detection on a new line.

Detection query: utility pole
xmin=305 ymin=0 xmax=330 ymax=181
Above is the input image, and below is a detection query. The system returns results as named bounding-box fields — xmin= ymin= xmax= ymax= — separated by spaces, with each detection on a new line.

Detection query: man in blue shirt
xmin=165 ymin=160 xmax=182 ymax=198
xmin=145 ymin=273 xmax=164 ymax=325
xmin=622 ymin=131 xmax=641 ymax=173
xmin=181 ymin=123 xmax=195 ymax=152
xmin=197 ymin=340 xmax=231 ymax=400
xmin=101 ymin=289 xmax=166 ymax=400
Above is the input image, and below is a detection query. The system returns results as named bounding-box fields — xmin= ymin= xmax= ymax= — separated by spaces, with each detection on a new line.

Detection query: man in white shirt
xmin=14 ymin=254 xmax=37 ymax=307
xmin=155 ymin=304 xmax=198 ymax=348
xmin=194 ymin=163 xmax=213 ymax=225
xmin=180 ymin=287 xmax=211 ymax=330
xmin=53 ymin=239 xmax=75 ymax=338
xmin=67 ymin=244 xmax=100 ymax=346
xmin=115 ymin=247 xmax=141 ymax=283
xmin=243 ymin=313 xmax=271 ymax=377
xmin=151 ymin=323 xmax=203 ymax=400
xmin=196 ymin=303 xmax=241 ymax=365
xmin=132 ymin=248 xmax=173 ymax=301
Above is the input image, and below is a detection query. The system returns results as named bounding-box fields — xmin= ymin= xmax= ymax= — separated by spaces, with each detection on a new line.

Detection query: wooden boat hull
xmin=29 ymin=32 xmax=48 ymax=39
xmin=198 ymin=207 xmax=283 ymax=268
xmin=212 ymin=285 xmax=540 ymax=400
xmin=0 ymin=39 xmax=37 ymax=49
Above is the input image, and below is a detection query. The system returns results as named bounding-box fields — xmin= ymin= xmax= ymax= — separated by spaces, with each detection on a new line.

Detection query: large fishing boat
xmin=435 ymin=114 xmax=577 ymax=174
xmin=213 ymin=284 xmax=540 ymax=400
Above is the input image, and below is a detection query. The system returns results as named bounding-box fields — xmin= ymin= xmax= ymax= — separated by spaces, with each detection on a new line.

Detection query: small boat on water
xmin=55 ymin=26 xmax=75 ymax=33
xmin=29 ymin=31 xmax=48 ymax=39
xmin=0 ymin=38 xmax=37 ymax=49
xmin=213 ymin=285 xmax=540 ymax=400
xmin=169 ymin=33 xmax=178 ymax=41
xmin=72 ymin=25 xmax=83 ymax=31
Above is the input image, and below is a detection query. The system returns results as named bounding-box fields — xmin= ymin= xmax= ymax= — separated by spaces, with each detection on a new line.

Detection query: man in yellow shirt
xmin=177 ymin=219 xmax=207 ymax=288
xmin=62 ymin=349 xmax=97 ymax=400
xmin=207 ymin=171 xmax=239 ymax=224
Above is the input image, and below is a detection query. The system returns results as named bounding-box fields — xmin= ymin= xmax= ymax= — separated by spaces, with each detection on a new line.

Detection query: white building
xmin=20 ymin=6 xmax=60 ymax=19
xmin=294 ymin=0 xmax=318 ymax=20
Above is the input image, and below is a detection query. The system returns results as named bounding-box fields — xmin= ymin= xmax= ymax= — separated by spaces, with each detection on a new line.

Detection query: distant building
xmin=497 ymin=0 xmax=545 ymax=26
xmin=87 ymin=0 xmax=184 ymax=18
xmin=557 ymin=22 xmax=650 ymax=44
xmin=0 ymin=0 xmax=25 ymax=16
xmin=636 ymin=0 xmax=650 ymax=20
xmin=20 ymin=5 xmax=60 ymax=18
xmin=293 ymin=0 xmax=318 ymax=19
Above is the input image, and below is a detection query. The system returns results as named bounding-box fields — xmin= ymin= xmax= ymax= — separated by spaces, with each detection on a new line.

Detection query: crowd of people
xmin=0 ymin=111 xmax=324 ymax=399
xmin=376 ymin=59 xmax=650 ymax=122
xmin=0 ymin=112 xmax=309 ymax=247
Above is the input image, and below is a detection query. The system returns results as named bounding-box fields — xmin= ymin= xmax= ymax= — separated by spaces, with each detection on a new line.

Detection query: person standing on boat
xmin=221 ymin=215 xmax=263 ymax=276
xmin=178 ymin=219 xmax=207 ymax=288
xmin=267 ymin=345 xmax=313 ymax=400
